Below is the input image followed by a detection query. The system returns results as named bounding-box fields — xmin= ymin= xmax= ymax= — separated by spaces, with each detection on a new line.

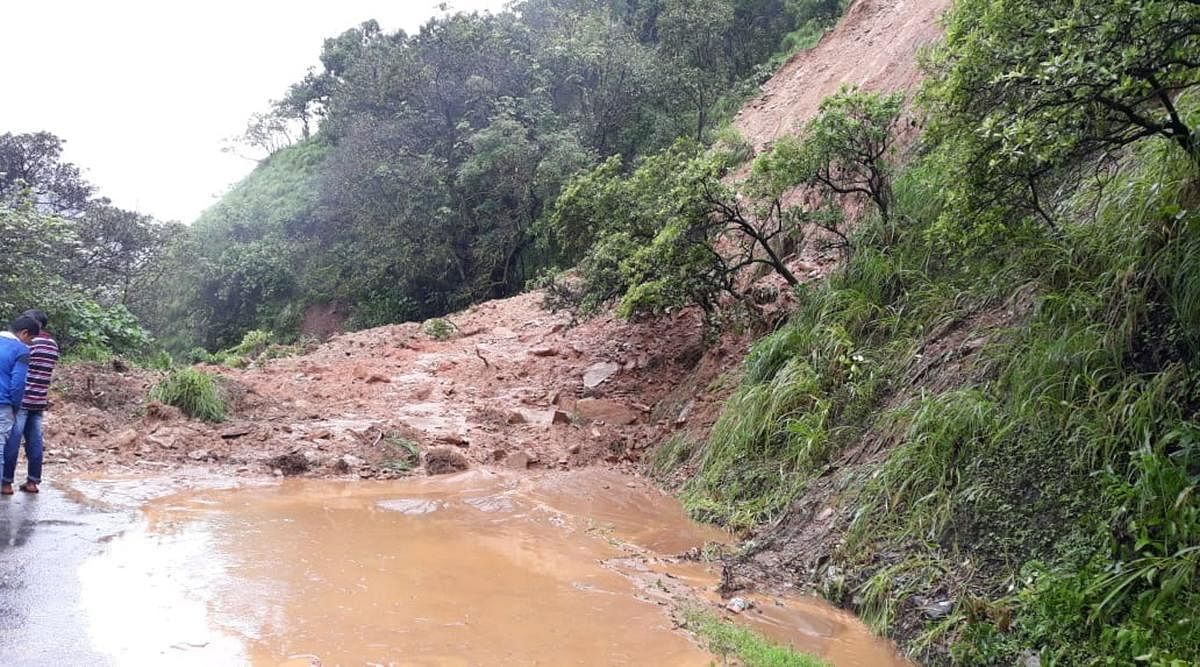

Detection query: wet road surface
xmin=0 ymin=471 xmax=907 ymax=666
xmin=0 ymin=484 xmax=132 ymax=665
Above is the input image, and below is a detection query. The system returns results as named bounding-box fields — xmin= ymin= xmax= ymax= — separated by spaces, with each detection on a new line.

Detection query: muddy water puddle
xmin=71 ymin=469 xmax=904 ymax=665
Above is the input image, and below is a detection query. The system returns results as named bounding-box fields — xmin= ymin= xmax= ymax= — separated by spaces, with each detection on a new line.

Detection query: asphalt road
xmin=0 ymin=484 xmax=132 ymax=666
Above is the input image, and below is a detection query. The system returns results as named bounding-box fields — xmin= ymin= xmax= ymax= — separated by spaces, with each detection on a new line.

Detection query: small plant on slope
xmin=148 ymin=368 xmax=227 ymax=422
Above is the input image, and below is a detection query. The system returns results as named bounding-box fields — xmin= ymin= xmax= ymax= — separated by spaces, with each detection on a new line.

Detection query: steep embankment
xmin=734 ymin=0 xmax=949 ymax=150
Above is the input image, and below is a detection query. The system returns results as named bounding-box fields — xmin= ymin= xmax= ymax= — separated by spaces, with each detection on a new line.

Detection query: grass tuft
xmin=148 ymin=367 xmax=227 ymax=422
xmin=682 ymin=608 xmax=829 ymax=667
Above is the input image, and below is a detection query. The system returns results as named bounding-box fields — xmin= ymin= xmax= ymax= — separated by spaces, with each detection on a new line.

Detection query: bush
xmin=421 ymin=318 xmax=457 ymax=341
xmin=143 ymin=349 xmax=174 ymax=371
xmin=148 ymin=368 xmax=227 ymax=422
xmin=60 ymin=343 xmax=115 ymax=364
xmin=186 ymin=347 xmax=218 ymax=364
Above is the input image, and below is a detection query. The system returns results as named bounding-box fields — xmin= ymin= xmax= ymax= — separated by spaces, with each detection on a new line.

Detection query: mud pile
xmin=47 ymin=292 xmax=761 ymax=480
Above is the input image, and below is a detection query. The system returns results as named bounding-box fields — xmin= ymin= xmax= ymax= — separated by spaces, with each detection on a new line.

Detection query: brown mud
xmin=63 ymin=469 xmax=905 ymax=665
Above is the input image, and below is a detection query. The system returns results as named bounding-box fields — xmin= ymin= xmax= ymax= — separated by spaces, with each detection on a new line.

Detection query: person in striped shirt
xmin=3 ymin=310 xmax=58 ymax=494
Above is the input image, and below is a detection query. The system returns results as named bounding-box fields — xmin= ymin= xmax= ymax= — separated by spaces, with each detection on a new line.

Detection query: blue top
xmin=0 ymin=332 xmax=30 ymax=408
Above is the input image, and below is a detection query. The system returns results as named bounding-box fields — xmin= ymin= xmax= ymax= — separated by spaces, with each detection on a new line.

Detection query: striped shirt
xmin=21 ymin=332 xmax=58 ymax=411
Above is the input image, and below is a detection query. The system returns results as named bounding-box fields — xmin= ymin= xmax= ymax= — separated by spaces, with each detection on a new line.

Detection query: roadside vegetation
xmin=682 ymin=608 xmax=829 ymax=667
xmin=148 ymin=367 xmax=227 ymax=422
xmin=642 ymin=0 xmax=1200 ymax=662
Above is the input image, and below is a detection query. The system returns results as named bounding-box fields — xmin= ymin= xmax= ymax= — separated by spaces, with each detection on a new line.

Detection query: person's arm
xmin=9 ymin=351 xmax=29 ymax=413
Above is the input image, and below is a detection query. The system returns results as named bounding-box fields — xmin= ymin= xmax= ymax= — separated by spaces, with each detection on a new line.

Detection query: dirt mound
xmin=734 ymin=0 xmax=950 ymax=151
xmin=46 ymin=289 xmax=754 ymax=481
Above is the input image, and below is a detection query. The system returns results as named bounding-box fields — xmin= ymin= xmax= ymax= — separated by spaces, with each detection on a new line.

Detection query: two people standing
xmin=0 ymin=310 xmax=58 ymax=495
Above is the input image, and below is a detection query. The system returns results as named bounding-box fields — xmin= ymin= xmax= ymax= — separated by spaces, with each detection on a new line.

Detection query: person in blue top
xmin=0 ymin=314 xmax=39 ymax=496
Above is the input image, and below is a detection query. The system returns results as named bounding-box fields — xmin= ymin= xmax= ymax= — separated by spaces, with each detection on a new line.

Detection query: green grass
xmin=60 ymin=343 xmax=115 ymax=364
xmin=663 ymin=121 xmax=1200 ymax=663
xmin=683 ymin=608 xmax=829 ymax=667
xmin=148 ymin=367 xmax=227 ymax=422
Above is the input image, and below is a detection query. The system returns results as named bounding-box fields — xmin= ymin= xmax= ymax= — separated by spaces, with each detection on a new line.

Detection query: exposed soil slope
xmin=735 ymin=0 xmax=950 ymax=150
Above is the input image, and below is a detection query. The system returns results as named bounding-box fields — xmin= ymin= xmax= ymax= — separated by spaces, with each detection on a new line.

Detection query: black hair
xmin=9 ymin=316 xmax=40 ymax=337
xmin=21 ymin=309 xmax=48 ymax=328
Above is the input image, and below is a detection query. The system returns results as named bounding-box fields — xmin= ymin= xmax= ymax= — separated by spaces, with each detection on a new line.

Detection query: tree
xmin=541 ymin=138 xmax=806 ymax=321
xmin=755 ymin=88 xmax=902 ymax=231
xmin=0 ymin=132 xmax=93 ymax=215
xmin=923 ymin=0 xmax=1200 ymax=228
xmin=658 ymin=0 xmax=736 ymax=140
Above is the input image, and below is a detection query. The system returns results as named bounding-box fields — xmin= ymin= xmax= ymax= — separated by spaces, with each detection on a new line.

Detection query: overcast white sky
xmin=0 ymin=0 xmax=509 ymax=223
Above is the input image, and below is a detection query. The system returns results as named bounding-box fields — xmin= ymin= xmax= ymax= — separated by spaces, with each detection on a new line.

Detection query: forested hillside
xmin=0 ymin=132 xmax=175 ymax=356
xmin=162 ymin=0 xmax=844 ymax=351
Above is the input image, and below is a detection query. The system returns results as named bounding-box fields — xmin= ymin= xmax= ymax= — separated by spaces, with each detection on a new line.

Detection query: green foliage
xmin=752 ymin=87 xmax=903 ymax=234
xmin=148 ymin=368 xmax=227 ymax=423
xmin=421 ymin=318 xmax=457 ymax=341
xmin=682 ymin=113 xmax=1200 ymax=662
xmin=45 ymin=293 xmax=151 ymax=355
xmin=380 ymin=434 xmax=421 ymax=472
xmin=159 ymin=0 xmax=851 ymax=350
xmin=682 ymin=608 xmax=829 ymax=666
xmin=186 ymin=347 xmax=219 ymax=365
xmin=60 ymin=343 xmax=115 ymax=365
xmin=143 ymin=349 xmax=174 ymax=371
xmin=922 ymin=0 xmax=1200 ymax=235
xmin=225 ymin=329 xmax=274 ymax=358
xmin=540 ymin=137 xmax=819 ymax=324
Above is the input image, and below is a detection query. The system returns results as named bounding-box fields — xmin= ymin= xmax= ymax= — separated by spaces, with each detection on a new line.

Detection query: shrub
xmin=148 ymin=368 xmax=227 ymax=422
xmin=421 ymin=318 xmax=457 ymax=341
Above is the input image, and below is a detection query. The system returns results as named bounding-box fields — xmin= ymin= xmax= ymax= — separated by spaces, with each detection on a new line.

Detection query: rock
xmin=725 ymin=597 xmax=753 ymax=613
xmin=509 ymin=408 xmax=555 ymax=426
xmin=310 ymin=429 xmax=333 ymax=440
xmin=567 ymin=443 xmax=581 ymax=455
xmin=110 ymin=428 xmax=139 ymax=449
xmin=365 ymin=373 xmax=391 ymax=384
xmin=219 ymin=425 xmax=254 ymax=439
xmin=335 ymin=454 xmax=365 ymax=473
xmin=273 ymin=468 xmax=284 ymax=477
xmin=582 ymin=361 xmax=621 ymax=389
xmin=551 ymin=410 xmax=573 ymax=425
xmin=675 ymin=400 xmax=695 ymax=425
xmin=268 ymin=452 xmax=310 ymax=475
xmin=506 ymin=451 xmax=531 ymax=470
xmin=302 ymin=450 xmax=323 ymax=466
xmin=437 ymin=432 xmax=469 ymax=447
xmin=529 ymin=346 xmax=558 ymax=357
xmin=491 ymin=449 xmax=508 ymax=461
xmin=1019 ymin=651 xmax=1042 ymax=667
xmin=575 ymin=398 xmax=639 ymax=426
xmin=145 ymin=402 xmax=184 ymax=422
xmin=187 ymin=449 xmax=210 ymax=461
xmin=920 ymin=600 xmax=954 ymax=619
xmin=424 ymin=447 xmax=470 ymax=475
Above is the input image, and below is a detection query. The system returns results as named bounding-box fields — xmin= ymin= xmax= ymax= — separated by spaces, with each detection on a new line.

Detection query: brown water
xmin=72 ymin=469 xmax=906 ymax=666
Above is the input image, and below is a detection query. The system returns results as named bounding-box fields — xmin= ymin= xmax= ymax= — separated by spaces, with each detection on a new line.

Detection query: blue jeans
xmin=3 ymin=409 xmax=43 ymax=484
